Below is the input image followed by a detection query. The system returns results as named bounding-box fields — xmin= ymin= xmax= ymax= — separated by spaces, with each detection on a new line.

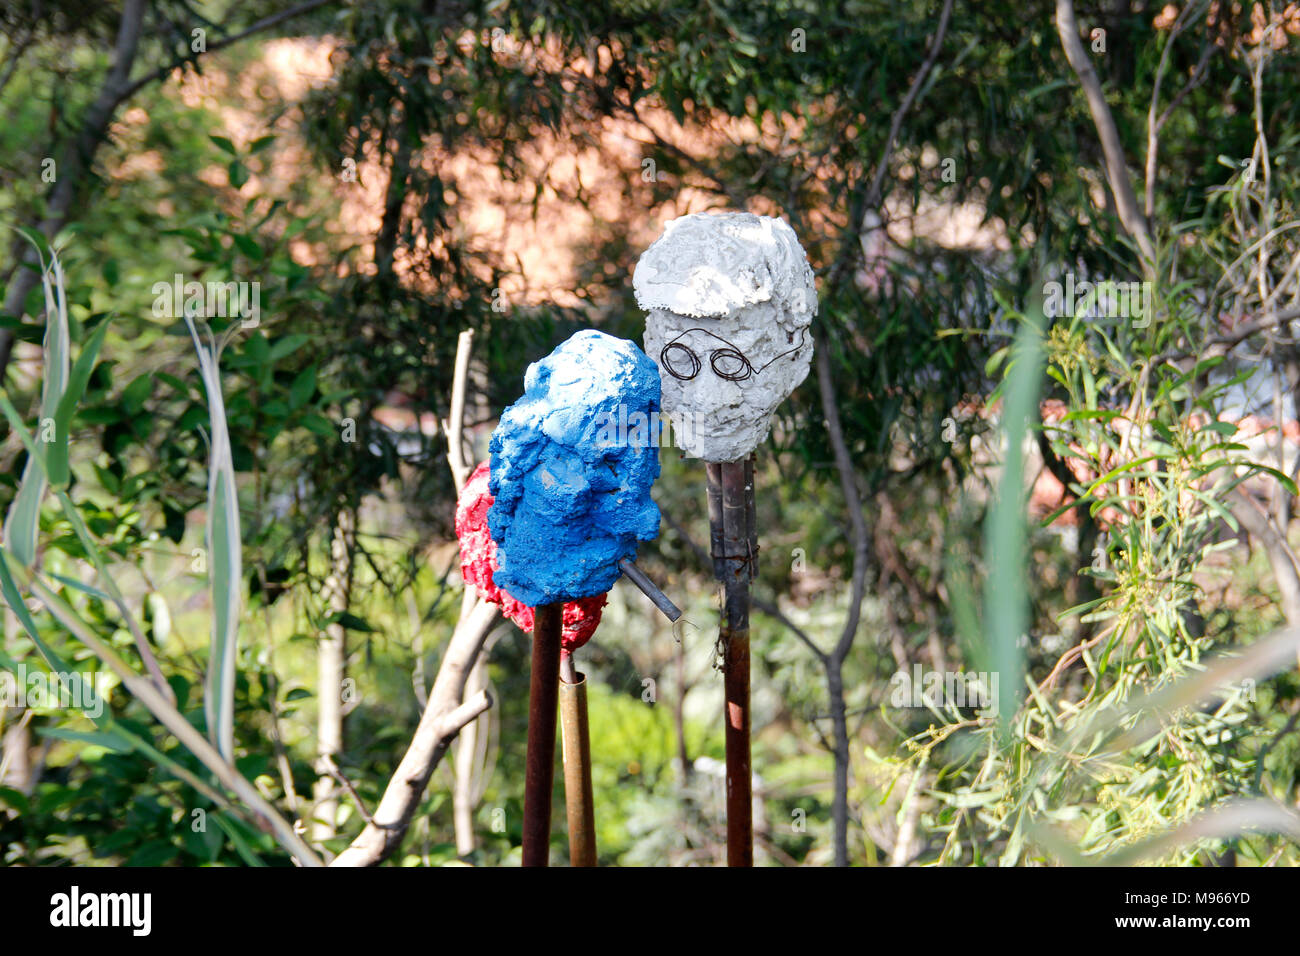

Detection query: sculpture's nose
xmin=693 ymin=374 xmax=744 ymax=408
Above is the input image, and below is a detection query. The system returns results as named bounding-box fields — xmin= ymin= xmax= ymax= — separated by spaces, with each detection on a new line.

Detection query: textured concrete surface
xmin=456 ymin=460 xmax=606 ymax=651
xmin=488 ymin=330 xmax=661 ymax=606
xmin=635 ymin=212 xmax=817 ymax=462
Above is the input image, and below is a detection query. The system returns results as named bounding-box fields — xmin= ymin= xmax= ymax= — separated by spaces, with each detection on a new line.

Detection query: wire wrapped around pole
xmin=707 ymin=456 xmax=756 ymax=867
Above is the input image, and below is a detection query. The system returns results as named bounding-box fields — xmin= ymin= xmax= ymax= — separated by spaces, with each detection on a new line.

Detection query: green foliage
xmin=3 ymin=0 xmax=1300 ymax=869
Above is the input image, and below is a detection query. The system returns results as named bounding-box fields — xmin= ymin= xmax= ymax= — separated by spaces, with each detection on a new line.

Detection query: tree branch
xmin=116 ymin=0 xmax=336 ymax=105
xmin=827 ymin=0 xmax=954 ymax=292
xmin=330 ymin=597 xmax=501 ymax=866
xmin=0 ymin=0 xmax=337 ymax=379
xmin=435 ymin=689 xmax=492 ymax=739
xmin=862 ymin=0 xmax=955 ymax=215
xmin=443 ymin=329 xmax=475 ymax=492
xmin=752 ymin=595 xmax=827 ymax=664
xmin=1226 ymin=486 xmax=1300 ymax=626
xmin=1154 ymin=303 xmax=1300 ymax=365
xmin=1145 ymin=7 xmax=1215 ymax=221
xmin=0 ymin=8 xmax=37 ymax=102
xmin=816 ymin=338 xmax=872 ymax=666
xmin=1055 ymin=0 xmax=1158 ymax=269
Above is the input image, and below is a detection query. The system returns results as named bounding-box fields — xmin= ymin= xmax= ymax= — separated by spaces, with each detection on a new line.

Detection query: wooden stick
xmin=522 ymin=602 xmax=563 ymax=866
xmin=559 ymin=663 xmax=597 ymax=866
xmin=707 ymin=457 xmax=756 ymax=866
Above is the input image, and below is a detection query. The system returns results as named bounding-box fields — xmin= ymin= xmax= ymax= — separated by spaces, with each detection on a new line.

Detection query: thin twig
xmin=320 ymin=754 xmax=392 ymax=830
xmin=862 ymin=0 xmax=956 ymax=214
xmin=1038 ymin=622 xmax=1117 ymax=693
xmin=0 ymin=12 xmax=36 ymax=102
xmin=1154 ymin=304 xmax=1300 ymax=365
xmin=827 ymin=0 xmax=955 ymax=291
xmin=1145 ymin=2 xmax=1215 ymax=220
xmin=1254 ymin=704 xmax=1300 ymax=792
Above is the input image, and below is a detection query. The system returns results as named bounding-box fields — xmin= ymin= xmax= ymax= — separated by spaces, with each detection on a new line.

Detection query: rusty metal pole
xmin=522 ymin=602 xmax=563 ymax=866
xmin=707 ymin=456 xmax=756 ymax=866
xmin=559 ymin=660 xmax=597 ymax=866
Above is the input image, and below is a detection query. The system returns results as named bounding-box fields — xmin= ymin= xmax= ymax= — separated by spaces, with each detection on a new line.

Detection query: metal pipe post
xmin=559 ymin=670 xmax=597 ymax=866
xmin=706 ymin=456 xmax=756 ymax=866
xmin=522 ymin=602 xmax=563 ymax=866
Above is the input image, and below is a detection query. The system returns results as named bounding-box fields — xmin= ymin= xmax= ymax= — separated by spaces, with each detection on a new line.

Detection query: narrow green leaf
xmin=267 ymin=333 xmax=310 ymax=362
xmin=47 ymin=318 xmax=111 ymax=489
xmin=0 ymin=550 xmax=108 ymax=729
xmin=37 ymin=727 xmax=133 ymax=754
xmin=213 ymin=812 xmax=267 ymax=867
xmin=233 ymin=232 xmax=260 ymax=259
xmin=1084 ymin=456 xmax=1160 ymax=497
xmin=228 ymin=161 xmax=250 ymax=191
xmin=47 ymin=570 xmax=110 ymax=601
xmin=186 ymin=318 xmax=241 ymax=762
xmin=4 ymin=253 xmax=69 ymax=565
xmin=288 ymin=365 xmax=316 ymax=410
xmin=982 ymin=309 xmax=1044 ymax=730
xmin=0 ymin=393 xmax=46 ymax=568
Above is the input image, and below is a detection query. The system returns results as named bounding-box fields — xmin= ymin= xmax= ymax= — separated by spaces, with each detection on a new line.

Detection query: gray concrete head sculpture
xmin=634 ymin=212 xmax=817 ymax=462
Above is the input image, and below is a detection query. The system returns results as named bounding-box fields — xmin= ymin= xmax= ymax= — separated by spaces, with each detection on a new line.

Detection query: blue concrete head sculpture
xmin=487 ymin=329 xmax=662 ymax=606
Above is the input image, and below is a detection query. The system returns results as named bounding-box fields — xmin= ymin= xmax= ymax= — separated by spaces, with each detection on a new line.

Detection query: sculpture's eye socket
xmin=708 ymin=347 xmax=751 ymax=381
xmin=662 ymin=342 xmax=702 ymax=381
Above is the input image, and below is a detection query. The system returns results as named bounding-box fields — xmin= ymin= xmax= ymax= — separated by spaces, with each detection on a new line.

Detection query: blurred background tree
xmin=1 ymin=0 xmax=1299 ymax=866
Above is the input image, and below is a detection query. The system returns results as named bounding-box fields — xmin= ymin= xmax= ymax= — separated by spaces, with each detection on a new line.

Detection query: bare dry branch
xmin=444 ymin=329 xmax=475 ymax=492
xmin=330 ymin=597 xmax=500 ymax=866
